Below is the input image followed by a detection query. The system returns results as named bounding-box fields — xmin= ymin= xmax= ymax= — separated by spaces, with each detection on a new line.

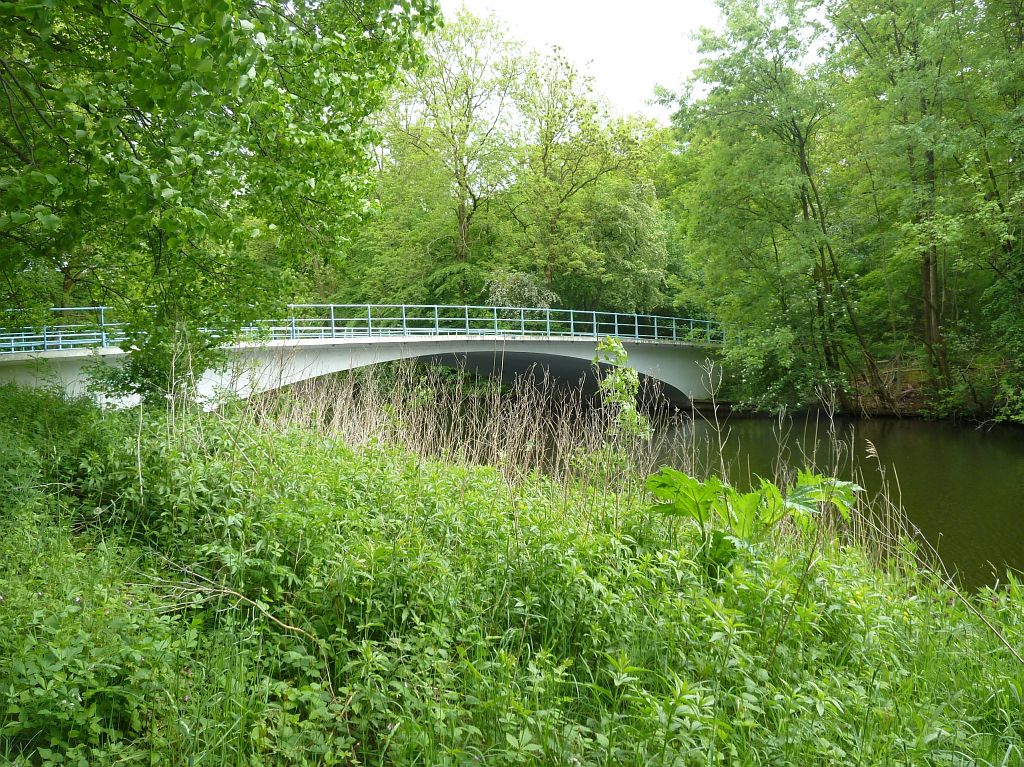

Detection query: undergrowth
xmin=0 ymin=383 xmax=1022 ymax=765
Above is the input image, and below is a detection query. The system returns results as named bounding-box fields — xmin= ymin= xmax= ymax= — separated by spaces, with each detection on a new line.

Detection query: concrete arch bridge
xmin=0 ymin=304 xmax=723 ymax=405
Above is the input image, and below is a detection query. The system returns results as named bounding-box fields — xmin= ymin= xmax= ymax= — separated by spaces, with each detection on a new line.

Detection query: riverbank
xmin=692 ymin=393 xmax=1019 ymax=425
xmin=1 ymin=386 xmax=1022 ymax=765
xmin=711 ymin=370 xmax=1024 ymax=425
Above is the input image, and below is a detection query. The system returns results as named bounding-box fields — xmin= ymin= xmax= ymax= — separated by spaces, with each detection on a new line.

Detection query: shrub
xmin=0 ymin=387 xmax=1021 ymax=765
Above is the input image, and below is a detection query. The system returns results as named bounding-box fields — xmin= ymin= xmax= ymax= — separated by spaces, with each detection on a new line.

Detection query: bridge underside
xmin=424 ymin=351 xmax=692 ymax=406
xmin=0 ymin=336 xmax=718 ymax=406
xmin=215 ymin=337 xmax=716 ymax=406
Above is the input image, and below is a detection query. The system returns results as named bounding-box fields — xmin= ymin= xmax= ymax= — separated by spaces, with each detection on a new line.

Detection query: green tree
xmin=668 ymin=0 xmax=881 ymax=407
xmin=663 ymin=0 xmax=1024 ymax=416
xmin=339 ymin=12 xmax=669 ymax=313
xmin=502 ymin=52 xmax=663 ymax=308
xmin=556 ymin=175 xmax=668 ymax=312
xmin=331 ymin=136 xmax=454 ymax=304
xmin=827 ymin=0 xmax=1024 ymax=413
xmin=0 ymin=0 xmax=437 ymax=394
xmin=384 ymin=10 xmax=521 ymax=300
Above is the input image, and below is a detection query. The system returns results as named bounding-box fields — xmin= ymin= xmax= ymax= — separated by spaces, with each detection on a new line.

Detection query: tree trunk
xmin=796 ymin=131 xmax=895 ymax=411
xmin=921 ymin=146 xmax=951 ymax=384
xmin=455 ymin=197 xmax=470 ymax=301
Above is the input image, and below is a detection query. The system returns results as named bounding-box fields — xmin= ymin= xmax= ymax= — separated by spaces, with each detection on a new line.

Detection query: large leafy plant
xmin=646 ymin=466 xmax=861 ymax=574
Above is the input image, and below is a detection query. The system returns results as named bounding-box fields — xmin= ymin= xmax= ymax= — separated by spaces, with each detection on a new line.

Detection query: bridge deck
xmin=1 ymin=304 xmax=723 ymax=355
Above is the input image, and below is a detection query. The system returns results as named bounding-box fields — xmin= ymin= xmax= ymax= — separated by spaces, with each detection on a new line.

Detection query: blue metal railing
xmin=0 ymin=304 xmax=724 ymax=355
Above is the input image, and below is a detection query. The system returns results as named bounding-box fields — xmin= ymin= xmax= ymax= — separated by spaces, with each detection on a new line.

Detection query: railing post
xmin=613 ymin=313 xmax=619 ymax=336
xmin=545 ymin=309 xmax=551 ymax=336
xmin=401 ymin=305 xmax=407 ymax=336
xmin=672 ymin=318 xmax=677 ymax=342
xmin=520 ymin=308 xmax=525 ymax=335
xmin=330 ymin=305 xmax=336 ymax=338
xmin=290 ymin=315 xmax=297 ymax=340
xmin=99 ymin=306 xmax=107 ymax=347
xmin=493 ymin=306 xmax=498 ymax=334
xmin=569 ymin=310 xmax=574 ymax=337
xmin=464 ymin=305 xmax=470 ymax=333
xmin=367 ymin=304 xmax=373 ymax=336
xmin=592 ymin=311 xmax=597 ymax=337
xmin=634 ymin=315 xmax=639 ymax=340
xmin=434 ymin=305 xmax=439 ymax=334
xmin=653 ymin=316 xmax=658 ymax=341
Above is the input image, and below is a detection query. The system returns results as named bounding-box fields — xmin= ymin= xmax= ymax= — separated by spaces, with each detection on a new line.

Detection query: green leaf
xmin=34 ymin=211 xmax=60 ymax=230
xmin=726 ymin=488 xmax=763 ymax=538
xmin=646 ymin=467 xmax=725 ymax=529
xmin=787 ymin=471 xmax=862 ymax=521
xmin=705 ymin=530 xmax=738 ymax=574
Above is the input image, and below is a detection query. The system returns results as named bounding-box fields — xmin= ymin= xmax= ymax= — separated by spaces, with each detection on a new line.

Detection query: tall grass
xmin=0 ymin=378 xmax=1022 ymax=766
xmin=263 ymin=365 xmax=921 ymax=568
xmin=245 ymin=363 xmax=699 ymax=484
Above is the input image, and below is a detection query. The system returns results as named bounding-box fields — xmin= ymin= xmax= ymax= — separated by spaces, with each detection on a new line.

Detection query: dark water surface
xmin=662 ymin=414 xmax=1024 ymax=589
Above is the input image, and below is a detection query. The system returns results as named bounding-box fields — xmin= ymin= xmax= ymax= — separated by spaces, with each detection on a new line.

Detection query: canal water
xmin=662 ymin=414 xmax=1024 ymax=589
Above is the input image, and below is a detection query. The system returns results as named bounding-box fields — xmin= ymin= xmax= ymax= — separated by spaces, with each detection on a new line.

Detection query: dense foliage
xmin=3 ymin=3 xmax=1022 ymax=764
xmin=326 ymin=11 xmax=671 ymax=313
xmin=661 ymin=0 xmax=1024 ymax=418
xmin=1 ymin=387 xmax=1022 ymax=765
xmin=0 ymin=0 xmax=437 ymax=391
xmin=296 ymin=0 xmax=1024 ymax=420
xmin=3 ymin=1 xmax=1021 ymax=416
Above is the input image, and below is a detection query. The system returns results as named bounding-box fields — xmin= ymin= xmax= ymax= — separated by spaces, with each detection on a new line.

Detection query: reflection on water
xmin=658 ymin=413 xmax=1024 ymax=589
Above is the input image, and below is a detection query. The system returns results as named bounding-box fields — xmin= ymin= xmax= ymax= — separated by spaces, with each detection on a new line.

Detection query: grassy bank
xmin=1 ymin=383 xmax=1022 ymax=766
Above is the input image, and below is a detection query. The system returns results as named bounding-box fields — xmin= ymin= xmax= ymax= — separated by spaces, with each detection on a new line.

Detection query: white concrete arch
xmin=0 ymin=334 xmax=719 ymax=405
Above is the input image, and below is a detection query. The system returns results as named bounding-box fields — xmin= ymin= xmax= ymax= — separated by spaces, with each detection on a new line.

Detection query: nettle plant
xmin=574 ymin=337 xmax=655 ymax=484
xmin=646 ymin=466 xmax=861 ymax=575
xmin=594 ymin=336 xmax=652 ymax=441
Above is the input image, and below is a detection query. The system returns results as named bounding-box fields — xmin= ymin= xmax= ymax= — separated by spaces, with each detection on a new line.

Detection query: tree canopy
xmin=661 ymin=0 xmax=1024 ymax=419
xmin=1 ymin=0 xmax=437 ymax=391
xmin=3 ymin=0 xmax=1023 ymax=419
xmin=330 ymin=11 xmax=671 ymax=313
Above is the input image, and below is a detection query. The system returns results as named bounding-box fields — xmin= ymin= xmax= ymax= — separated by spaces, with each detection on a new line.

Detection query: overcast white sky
xmin=436 ymin=0 xmax=723 ymax=123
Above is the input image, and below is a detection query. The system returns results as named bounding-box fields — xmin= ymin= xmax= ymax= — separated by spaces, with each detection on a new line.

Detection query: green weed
xmin=0 ymin=386 xmax=1021 ymax=765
